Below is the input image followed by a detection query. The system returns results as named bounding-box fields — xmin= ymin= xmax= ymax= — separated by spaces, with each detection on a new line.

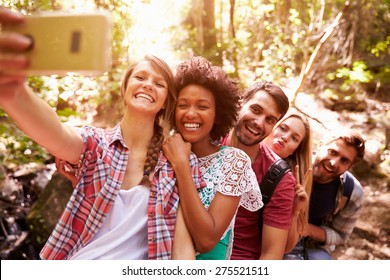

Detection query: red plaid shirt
xmin=148 ymin=151 xmax=205 ymax=259
xmin=40 ymin=124 xmax=205 ymax=260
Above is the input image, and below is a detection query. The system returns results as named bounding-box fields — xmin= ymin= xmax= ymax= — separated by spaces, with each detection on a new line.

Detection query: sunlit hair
xmin=120 ymin=55 xmax=177 ymax=186
xmin=120 ymin=54 xmax=176 ymax=126
xmin=241 ymin=81 xmax=289 ymax=121
xmin=174 ymin=56 xmax=241 ymax=141
xmin=275 ymin=113 xmax=313 ymax=236
xmin=325 ymin=130 xmax=365 ymax=164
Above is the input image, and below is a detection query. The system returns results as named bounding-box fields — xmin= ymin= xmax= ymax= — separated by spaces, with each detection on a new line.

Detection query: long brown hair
xmin=121 ymin=55 xmax=177 ymax=186
xmin=280 ymin=113 xmax=313 ymax=235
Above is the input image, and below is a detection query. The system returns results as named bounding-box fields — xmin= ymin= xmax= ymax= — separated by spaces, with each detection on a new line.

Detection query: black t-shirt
xmin=309 ymin=179 xmax=340 ymax=226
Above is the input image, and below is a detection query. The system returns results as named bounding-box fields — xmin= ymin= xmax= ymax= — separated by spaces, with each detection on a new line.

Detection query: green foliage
xmin=0 ymin=115 xmax=51 ymax=167
xmin=370 ymin=36 xmax=390 ymax=57
xmin=327 ymin=61 xmax=374 ymax=92
xmin=186 ymin=0 xmax=390 ymax=103
xmin=1 ymin=0 xmax=62 ymax=13
xmin=224 ymin=0 xmax=309 ymax=86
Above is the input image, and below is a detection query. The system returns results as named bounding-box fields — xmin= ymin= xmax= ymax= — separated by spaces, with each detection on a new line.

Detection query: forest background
xmin=0 ymin=0 xmax=389 ymax=260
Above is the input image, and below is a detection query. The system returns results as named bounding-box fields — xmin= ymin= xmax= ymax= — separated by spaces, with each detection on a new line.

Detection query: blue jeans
xmin=283 ymin=239 xmax=305 ymax=260
xmin=283 ymin=239 xmax=333 ymax=260
xmin=305 ymin=247 xmax=333 ymax=260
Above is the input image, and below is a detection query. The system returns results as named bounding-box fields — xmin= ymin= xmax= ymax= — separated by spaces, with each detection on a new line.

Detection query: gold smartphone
xmin=3 ymin=11 xmax=112 ymax=76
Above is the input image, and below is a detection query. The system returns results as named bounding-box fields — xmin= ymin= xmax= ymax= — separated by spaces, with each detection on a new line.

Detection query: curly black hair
xmin=174 ymin=56 xmax=241 ymax=141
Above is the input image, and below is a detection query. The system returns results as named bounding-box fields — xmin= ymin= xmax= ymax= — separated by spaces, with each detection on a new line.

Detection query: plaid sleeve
xmin=69 ymin=126 xmax=101 ymax=180
xmin=189 ymin=152 xmax=207 ymax=190
xmin=322 ymin=180 xmax=365 ymax=246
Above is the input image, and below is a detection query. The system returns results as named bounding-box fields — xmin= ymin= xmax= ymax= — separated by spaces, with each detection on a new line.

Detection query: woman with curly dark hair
xmin=163 ymin=56 xmax=263 ymax=260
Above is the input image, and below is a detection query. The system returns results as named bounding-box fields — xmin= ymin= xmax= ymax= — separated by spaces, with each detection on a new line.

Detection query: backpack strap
xmin=334 ymin=171 xmax=355 ymax=214
xmin=260 ymin=158 xmax=291 ymax=206
xmin=343 ymin=172 xmax=355 ymax=198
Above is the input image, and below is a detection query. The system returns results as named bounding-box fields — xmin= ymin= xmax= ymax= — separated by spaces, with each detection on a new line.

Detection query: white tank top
xmin=70 ymin=185 xmax=149 ymax=260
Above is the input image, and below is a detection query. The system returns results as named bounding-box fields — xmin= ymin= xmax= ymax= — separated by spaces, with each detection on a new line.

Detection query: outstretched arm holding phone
xmin=0 ymin=7 xmax=181 ymax=260
xmin=0 ymin=8 xmax=84 ymax=164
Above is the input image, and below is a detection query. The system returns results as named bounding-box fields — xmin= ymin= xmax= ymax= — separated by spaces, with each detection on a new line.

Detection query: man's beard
xmin=234 ymin=120 xmax=266 ymax=147
xmin=312 ymin=161 xmax=339 ymax=184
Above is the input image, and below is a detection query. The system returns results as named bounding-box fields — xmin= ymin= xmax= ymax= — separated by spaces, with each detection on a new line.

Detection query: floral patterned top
xmin=196 ymin=146 xmax=263 ymax=260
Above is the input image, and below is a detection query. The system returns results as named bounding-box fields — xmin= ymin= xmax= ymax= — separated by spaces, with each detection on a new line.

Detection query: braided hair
xmin=138 ymin=119 xmax=164 ymax=186
xmin=121 ymin=55 xmax=176 ymax=187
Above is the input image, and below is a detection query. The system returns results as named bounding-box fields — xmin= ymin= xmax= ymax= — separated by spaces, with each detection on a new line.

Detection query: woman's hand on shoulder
xmin=162 ymin=131 xmax=191 ymax=169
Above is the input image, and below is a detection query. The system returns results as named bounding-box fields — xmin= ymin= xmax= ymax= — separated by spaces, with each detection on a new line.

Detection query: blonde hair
xmin=120 ymin=55 xmax=176 ymax=186
xmin=279 ymin=113 xmax=313 ymax=236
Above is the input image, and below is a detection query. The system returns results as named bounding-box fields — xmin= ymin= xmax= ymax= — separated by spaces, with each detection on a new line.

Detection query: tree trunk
xmin=192 ymin=0 xmax=204 ymax=51
xmin=291 ymin=1 xmax=351 ymax=106
xmin=202 ymin=0 xmax=221 ymax=64
xmin=228 ymin=0 xmax=239 ymax=78
xmin=203 ymin=0 xmax=216 ymax=50
xmin=229 ymin=0 xmax=235 ymax=38
xmin=279 ymin=0 xmax=291 ymax=32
